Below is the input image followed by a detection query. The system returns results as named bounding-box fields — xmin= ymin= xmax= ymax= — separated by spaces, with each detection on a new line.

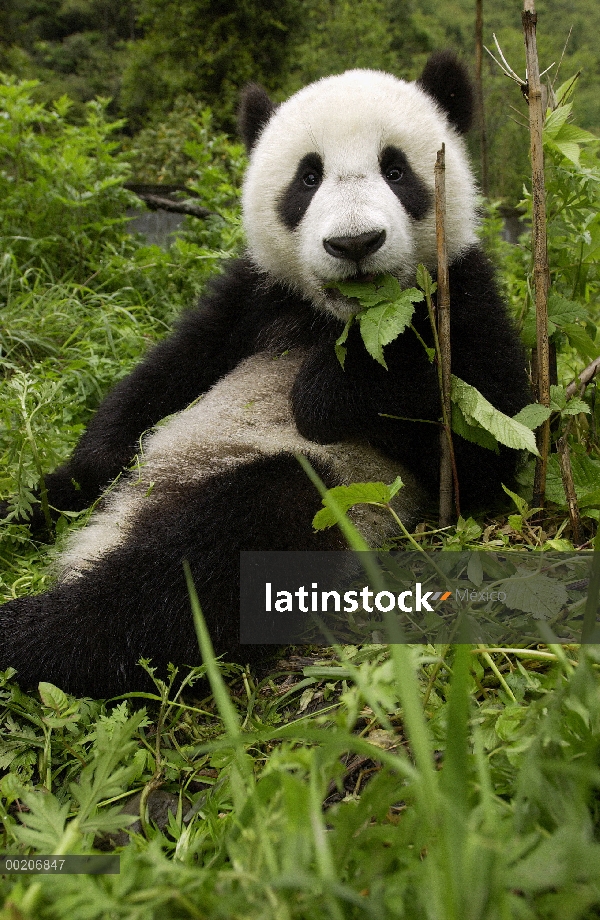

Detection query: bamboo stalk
xmin=522 ymin=0 xmax=551 ymax=512
xmin=434 ymin=144 xmax=459 ymax=526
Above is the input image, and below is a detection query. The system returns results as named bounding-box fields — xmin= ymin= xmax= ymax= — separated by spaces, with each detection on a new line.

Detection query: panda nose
xmin=323 ymin=230 xmax=386 ymax=262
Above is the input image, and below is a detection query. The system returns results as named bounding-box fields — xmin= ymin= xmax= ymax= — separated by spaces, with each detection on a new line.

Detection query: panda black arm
xmin=446 ymin=247 xmax=531 ymax=416
xmin=291 ymin=247 xmax=531 ymax=507
xmin=42 ymin=260 xmax=304 ymax=513
xmin=43 ymin=308 xmax=232 ymax=513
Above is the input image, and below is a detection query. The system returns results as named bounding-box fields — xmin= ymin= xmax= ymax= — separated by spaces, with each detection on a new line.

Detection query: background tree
xmin=0 ymin=0 xmax=137 ymax=113
xmin=119 ymin=0 xmax=303 ymax=131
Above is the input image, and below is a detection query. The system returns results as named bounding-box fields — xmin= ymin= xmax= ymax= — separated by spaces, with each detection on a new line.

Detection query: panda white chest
xmin=57 ymin=350 xmax=421 ymax=579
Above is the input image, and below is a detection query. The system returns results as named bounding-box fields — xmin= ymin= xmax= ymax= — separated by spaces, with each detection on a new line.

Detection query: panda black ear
xmin=238 ymin=84 xmax=276 ymax=152
xmin=417 ymin=51 xmax=474 ymax=135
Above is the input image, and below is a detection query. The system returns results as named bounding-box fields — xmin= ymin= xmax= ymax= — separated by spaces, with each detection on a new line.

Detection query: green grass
xmin=2 ymin=634 xmax=600 ymax=919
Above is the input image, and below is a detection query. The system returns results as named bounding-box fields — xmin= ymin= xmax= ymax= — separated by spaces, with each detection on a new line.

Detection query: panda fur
xmin=0 ymin=52 xmax=530 ymax=697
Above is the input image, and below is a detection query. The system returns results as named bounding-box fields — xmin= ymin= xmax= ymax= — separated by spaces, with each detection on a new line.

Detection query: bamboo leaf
xmin=358 ymin=293 xmax=420 ymax=368
xmin=451 ymin=376 xmax=540 ymax=455
xmin=501 ymin=573 xmax=569 ymax=619
xmin=312 ymin=481 xmax=398 ymax=530
xmin=512 ymin=403 xmax=552 ymax=429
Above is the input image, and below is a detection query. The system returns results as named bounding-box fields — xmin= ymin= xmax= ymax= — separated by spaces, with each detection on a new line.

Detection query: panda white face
xmin=242 ymin=69 xmax=479 ymax=319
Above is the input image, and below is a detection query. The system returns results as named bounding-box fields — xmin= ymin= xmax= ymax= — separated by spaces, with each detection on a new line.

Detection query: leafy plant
xmin=0 ymin=77 xmax=135 ymax=283
xmin=3 ymin=628 xmax=600 ymax=919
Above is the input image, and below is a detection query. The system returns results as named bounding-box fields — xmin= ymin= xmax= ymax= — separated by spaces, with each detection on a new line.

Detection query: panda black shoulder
xmin=182 ymin=257 xmax=337 ymax=356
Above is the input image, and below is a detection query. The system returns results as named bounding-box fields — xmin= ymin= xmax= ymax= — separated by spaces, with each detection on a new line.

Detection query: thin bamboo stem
xmin=434 ymin=144 xmax=458 ymax=526
xmin=522 ymin=0 xmax=551 ymax=512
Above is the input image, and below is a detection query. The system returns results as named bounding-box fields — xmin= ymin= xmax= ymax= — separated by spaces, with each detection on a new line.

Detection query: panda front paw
xmin=291 ymin=355 xmax=353 ymax=444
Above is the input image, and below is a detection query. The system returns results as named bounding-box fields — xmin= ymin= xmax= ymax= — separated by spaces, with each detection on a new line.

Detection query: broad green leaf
xmin=358 ymin=292 xmax=420 ymax=368
xmin=569 ymin=453 xmax=600 ymax=497
xmin=546 ymin=452 xmax=600 ymax=506
xmin=416 ymin=263 xmax=437 ymax=297
xmin=550 ymin=382 xmax=593 ymax=417
xmin=38 ymin=681 xmax=70 ymax=713
xmin=521 ymin=313 xmax=543 ymax=347
xmin=451 ymin=376 xmax=540 ymax=456
xmin=547 ymin=139 xmax=581 ymax=166
xmin=508 ymin=514 xmax=524 ymax=534
xmin=330 ymin=276 xmax=423 ymax=368
xmin=501 ymin=573 xmax=569 ymax=619
xmin=578 ymin=490 xmax=600 ymax=509
xmin=545 ymin=456 xmax=567 ymax=505
xmin=544 ymin=538 xmax=576 ymax=551
xmin=521 ymin=294 xmax=590 ymax=347
xmin=512 ymin=403 xmax=552 ymax=430
xmin=543 ymin=103 xmax=572 ymax=139
xmin=548 ymin=293 xmax=583 ymax=326
xmin=549 ymin=385 xmax=568 ymax=411
xmin=467 ymin=553 xmax=483 ymax=587
xmin=331 ymin=274 xmax=403 ymax=308
xmin=451 ymin=403 xmax=498 ymax=452
xmin=552 ymin=121 xmax=597 ymax=146
xmin=313 ymin=481 xmax=396 ymax=530
xmin=562 ymin=323 xmax=598 ymax=362
xmin=560 ymin=125 xmax=597 ymax=144
xmin=561 ymin=397 xmax=590 ymax=417
xmin=555 ymin=75 xmax=580 ymax=106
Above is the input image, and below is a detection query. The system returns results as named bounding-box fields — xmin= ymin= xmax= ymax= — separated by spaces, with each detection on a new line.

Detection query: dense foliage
xmin=3 ymin=639 xmax=600 ymax=919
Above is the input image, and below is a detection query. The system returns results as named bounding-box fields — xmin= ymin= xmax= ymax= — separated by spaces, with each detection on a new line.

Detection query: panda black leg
xmin=0 ymin=455 xmax=343 ymax=698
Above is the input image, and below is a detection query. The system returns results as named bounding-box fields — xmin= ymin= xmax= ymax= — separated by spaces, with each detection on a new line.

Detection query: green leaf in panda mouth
xmin=328 ymin=274 xmax=424 ymax=369
xmin=329 ymin=270 xmax=542 ymax=460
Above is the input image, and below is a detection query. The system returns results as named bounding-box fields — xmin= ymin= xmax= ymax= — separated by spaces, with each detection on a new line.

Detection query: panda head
xmin=240 ymin=52 xmax=479 ymax=319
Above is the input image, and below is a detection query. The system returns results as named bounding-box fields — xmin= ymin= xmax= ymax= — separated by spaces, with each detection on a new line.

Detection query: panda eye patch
xmin=277 ymin=152 xmax=324 ymax=230
xmin=380 ymin=145 xmax=432 ymax=221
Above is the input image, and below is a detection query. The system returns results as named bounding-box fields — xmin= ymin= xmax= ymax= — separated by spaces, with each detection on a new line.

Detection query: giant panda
xmin=0 ymin=53 xmax=530 ymax=697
